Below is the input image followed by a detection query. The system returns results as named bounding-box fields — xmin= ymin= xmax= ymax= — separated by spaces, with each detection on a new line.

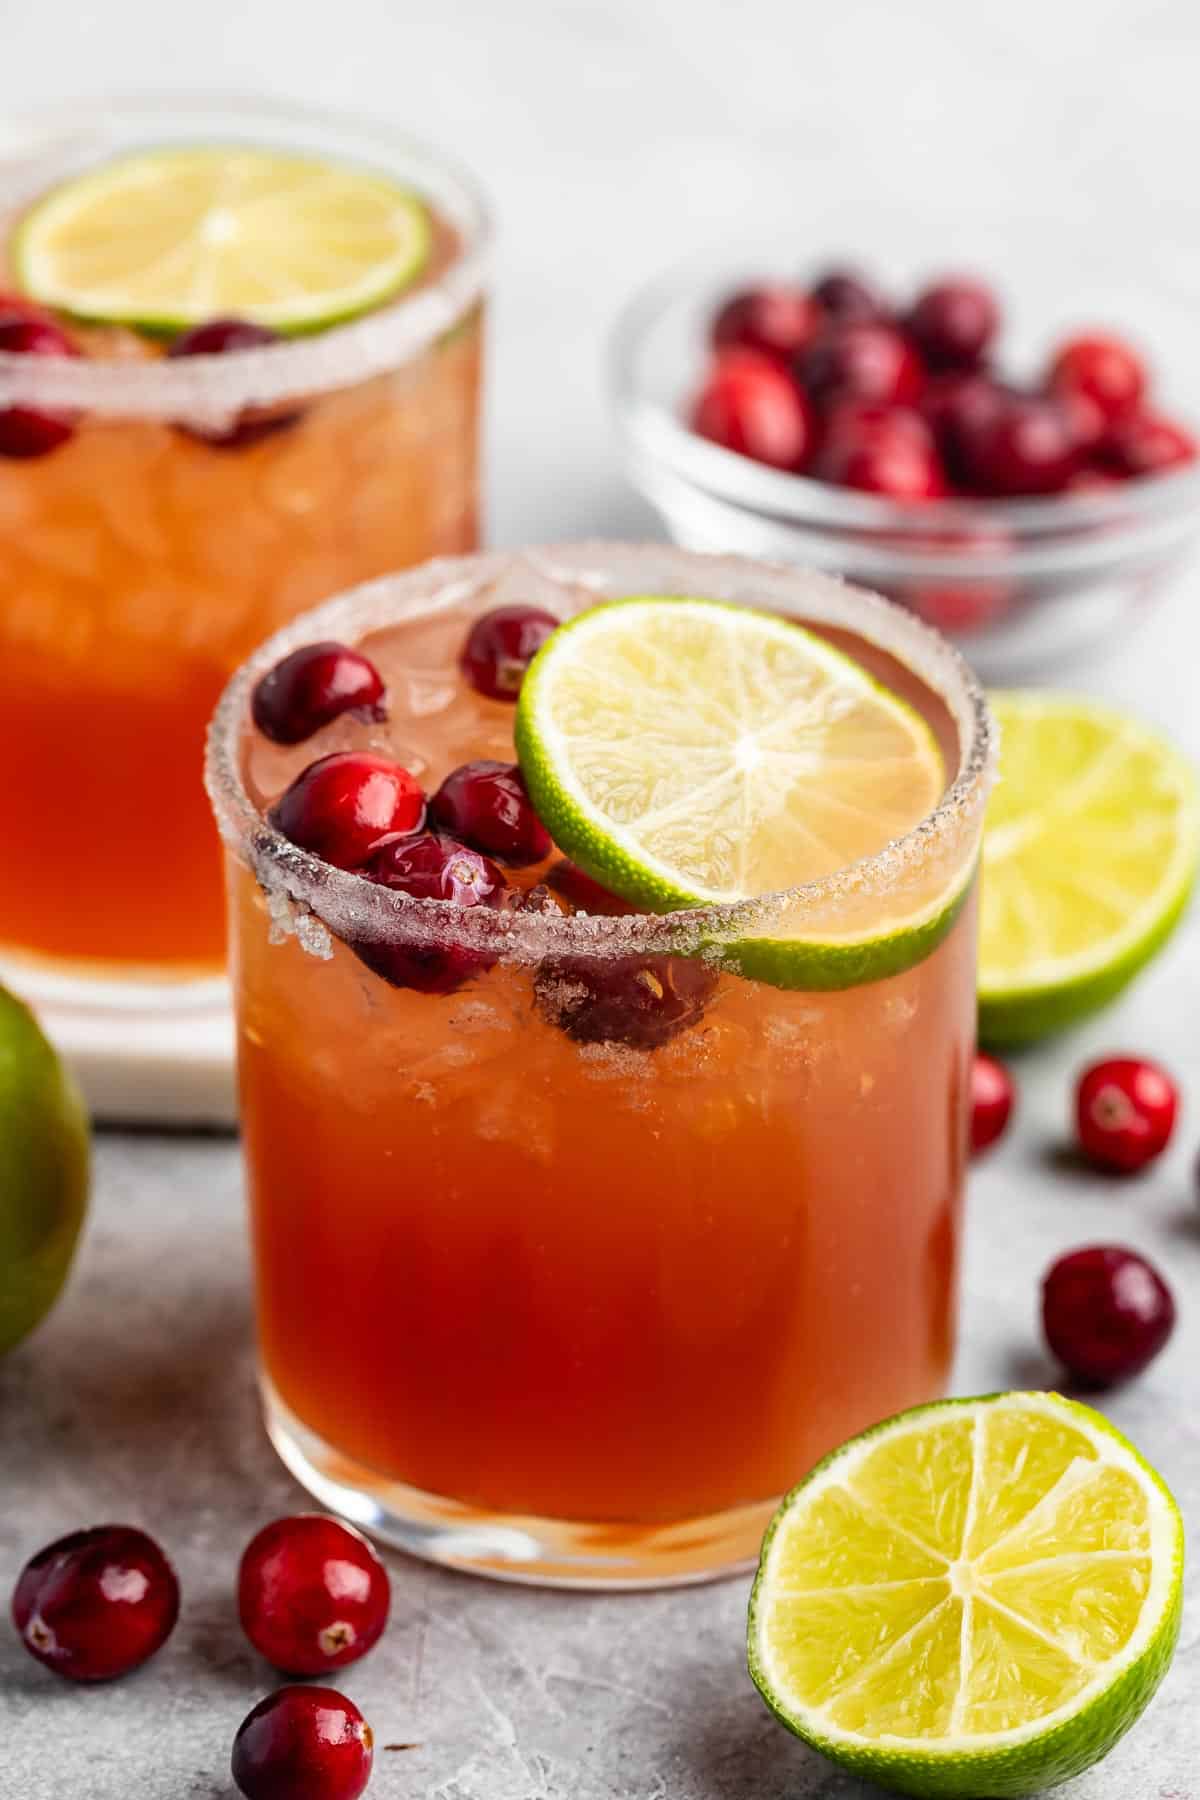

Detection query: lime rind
xmin=516 ymin=594 xmax=962 ymax=991
xmin=13 ymin=145 xmax=433 ymax=336
xmin=748 ymin=1391 xmax=1184 ymax=1800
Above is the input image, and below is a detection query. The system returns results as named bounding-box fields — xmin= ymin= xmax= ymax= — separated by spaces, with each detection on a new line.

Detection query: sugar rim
xmin=205 ymin=543 xmax=996 ymax=961
xmin=0 ymin=93 xmax=490 ymax=421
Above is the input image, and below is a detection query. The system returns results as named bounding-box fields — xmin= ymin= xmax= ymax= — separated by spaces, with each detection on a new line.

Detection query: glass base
xmin=262 ymin=1379 xmax=772 ymax=1589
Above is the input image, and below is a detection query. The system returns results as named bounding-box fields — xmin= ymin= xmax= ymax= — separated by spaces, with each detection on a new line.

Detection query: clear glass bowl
xmin=610 ymin=251 xmax=1200 ymax=679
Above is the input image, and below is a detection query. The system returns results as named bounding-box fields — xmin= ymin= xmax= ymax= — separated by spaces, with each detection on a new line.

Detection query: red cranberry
xmin=238 ymin=1515 xmax=390 ymax=1676
xmin=232 ymin=1686 xmax=373 ymax=1800
xmin=1057 ymin=386 xmax=1110 ymax=456
xmin=430 ymin=760 xmax=551 ymax=867
xmin=11 ymin=1525 xmax=180 ymax=1682
xmin=460 ymin=604 xmax=558 ymax=702
xmin=1049 ymin=334 xmax=1147 ymax=423
xmin=970 ymin=1053 xmax=1015 ymax=1154
xmin=691 ymin=348 xmax=815 ymax=470
xmin=252 ymin=643 xmax=386 ymax=745
xmin=547 ymin=859 xmax=637 ymax=915
xmin=0 ymin=314 xmax=80 ymax=459
xmin=810 ymin=267 xmax=888 ymax=324
xmin=168 ymin=316 xmax=297 ymax=447
xmin=814 ymin=407 xmax=946 ymax=499
xmin=1042 ymin=1246 xmax=1175 ymax=1387
xmin=535 ymin=954 xmax=717 ymax=1049
xmin=270 ymin=753 xmax=424 ymax=870
xmin=355 ymin=831 xmax=505 ymax=993
xmin=797 ymin=323 xmax=923 ymax=413
xmin=907 ymin=278 xmax=999 ymax=371
xmin=1075 ymin=1056 xmax=1178 ymax=1173
xmin=920 ymin=373 xmax=1011 ymax=485
xmin=968 ymin=395 xmax=1077 ymax=495
xmin=1098 ymin=412 xmax=1198 ymax=479
xmin=711 ymin=284 xmax=820 ymax=361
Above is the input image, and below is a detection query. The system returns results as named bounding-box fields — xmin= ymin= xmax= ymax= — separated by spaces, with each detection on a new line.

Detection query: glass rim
xmin=205 ymin=543 xmax=996 ymax=962
xmin=0 ymin=91 xmax=491 ymax=419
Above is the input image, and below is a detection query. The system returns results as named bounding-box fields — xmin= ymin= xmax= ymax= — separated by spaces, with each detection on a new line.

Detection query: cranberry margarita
xmin=0 ymin=98 xmax=487 ymax=993
xmin=207 ymin=544 xmax=995 ymax=1585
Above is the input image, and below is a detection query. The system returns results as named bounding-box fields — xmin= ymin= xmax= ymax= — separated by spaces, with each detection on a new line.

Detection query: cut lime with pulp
xmin=980 ymin=693 xmax=1199 ymax=1046
xmin=749 ymin=1391 xmax=1183 ymax=1799
xmin=514 ymin=595 xmax=959 ymax=988
xmin=13 ymin=147 xmax=433 ymax=334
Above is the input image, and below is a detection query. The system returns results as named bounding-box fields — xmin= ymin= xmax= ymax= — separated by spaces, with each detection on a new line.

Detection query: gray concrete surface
xmin=4 ymin=2 xmax=1200 ymax=1794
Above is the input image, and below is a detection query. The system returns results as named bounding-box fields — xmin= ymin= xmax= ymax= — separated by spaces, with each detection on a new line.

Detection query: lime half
xmin=14 ymin=147 xmax=433 ymax=334
xmin=749 ymin=1391 xmax=1183 ymax=1799
xmin=515 ymin=595 xmax=959 ymax=988
xmin=980 ymin=693 xmax=1199 ymax=1046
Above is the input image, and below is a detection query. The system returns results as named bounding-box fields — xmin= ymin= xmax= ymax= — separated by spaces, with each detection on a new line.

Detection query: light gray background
xmin=3 ymin=4 xmax=1200 ymax=1796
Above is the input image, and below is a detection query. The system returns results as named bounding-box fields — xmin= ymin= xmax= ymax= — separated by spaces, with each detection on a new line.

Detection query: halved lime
xmin=749 ymin=1391 xmax=1183 ymax=1799
xmin=514 ymin=595 xmax=959 ymax=988
xmin=13 ymin=147 xmax=432 ymax=335
xmin=980 ymin=693 xmax=1199 ymax=1046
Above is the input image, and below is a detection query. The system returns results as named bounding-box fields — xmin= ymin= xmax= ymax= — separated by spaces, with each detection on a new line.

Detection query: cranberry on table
xmin=430 ymin=760 xmax=551 ymax=866
xmin=810 ymin=267 xmax=888 ymax=324
xmin=1042 ymin=1245 xmax=1175 ymax=1387
xmin=813 ymin=407 xmax=946 ymax=499
xmin=1098 ymin=411 xmax=1198 ymax=478
xmin=691 ymin=348 xmax=815 ymax=470
xmin=970 ymin=1053 xmax=1015 ymax=1154
xmin=907 ymin=277 xmax=999 ymax=371
xmin=967 ymin=395 xmax=1077 ymax=495
xmin=168 ymin=316 xmax=296 ymax=448
xmin=238 ymin=1515 xmax=390 ymax=1676
xmin=356 ymin=831 xmax=505 ymax=993
xmin=252 ymin=643 xmax=387 ymax=745
xmin=535 ymin=954 xmax=717 ymax=1049
xmin=711 ymin=284 xmax=820 ymax=361
xmin=796 ymin=322 xmax=923 ymax=413
xmin=1048 ymin=333 xmax=1147 ymax=422
xmin=0 ymin=313 xmax=80 ymax=459
xmin=270 ymin=753 xmax=424 ymax=870
xmin=460 ymin=604 xmax=559 ymax=702
xmin=1075 ymin=1055 xmax=1178 ymax=1173
xmin=11 ymin=1525 xmax=180 ymax=1682
xmin=232 ymin=1686 xmax=374 ymax=1800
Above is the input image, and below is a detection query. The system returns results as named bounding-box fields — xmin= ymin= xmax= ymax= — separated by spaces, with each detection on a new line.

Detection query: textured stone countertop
xmin=4 ymin=1 xmax=1200 ymax=1794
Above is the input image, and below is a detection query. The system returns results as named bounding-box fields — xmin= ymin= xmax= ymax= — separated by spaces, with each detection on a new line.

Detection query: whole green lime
xmin=0 ymin=986 xmax=89 ymax=1354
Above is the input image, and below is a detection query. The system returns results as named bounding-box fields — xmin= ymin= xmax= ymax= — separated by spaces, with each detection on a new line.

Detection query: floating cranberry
xmin=547 ymin=859 xmax=637 ymax=915
xmin=1098 ymin=412 xmax=1198 ymax=479
xmin=11 ymin=1525 xmax=180 ymax=1682
xmin=0 ymin=314 xmax=80 ymax=459
xmin=168 ymin=316 xmax=297 ymax=447
xmin=238 ymin=1515 xmax=390 ymax=1676
xmin=919 ymin=373 xmax=1011 ymax=485
xmin=797 ymin=323 xmax=923 ymax=413
xmin=906 ymin=278 xmax=999 ymax=371
xmin=1042 ymin=1246 xmax=1175 ymax=1387
xmin=460 ymin=604 xmax=559 ymax=702
xmin=814 ymin=406 xmax=945 ymax=499
xmin=1049 ymin=334 xmax=1147 ymax=423
xmin=970 ymin=1053 xmax=1015 ymax=1154
xmin=691 ymin=348 xmax=815 ymax=470
xmin=711 ymin=285 xmax=820 ymax=361
xmin=270 ymin=753 xmax=424 ymax=870
xmin=232 ymin=1686 xmax=374 ymax=1800
xmin=968 ymin=395 xmax=1077 ymax=495
xmin=810 ymin=267 xmax=888 ymax=324
xmin=252 ymin=643 xmax=386 ymax=745
xmin=355 ymin=831 xmax=505 ymax=993
xmin=430 ymin=760 xmax=551 ymax=866
xmin=1075 ymin=1056 xmax=1178 ymax=1173
xmin=535 ymin=954 xmax=717 ymax=1049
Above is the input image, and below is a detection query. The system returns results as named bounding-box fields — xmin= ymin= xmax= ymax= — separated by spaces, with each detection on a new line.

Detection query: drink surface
xmin=0 ymin=125 xmax=484 ymax=980
xmin=221 ymin=553 xmax=989 ymax=1559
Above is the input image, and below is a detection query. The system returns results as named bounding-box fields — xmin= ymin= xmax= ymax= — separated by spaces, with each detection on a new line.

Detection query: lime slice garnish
xmin=13 ymin=147 xmax=433 ymax=335
xmin=980 ymin=692 xmax=1199 ymax=1046
xmin=749 ymin=1391 xmax=1183 ymax=1799
xmin=515 ymin=595 xmax=957 ymax=988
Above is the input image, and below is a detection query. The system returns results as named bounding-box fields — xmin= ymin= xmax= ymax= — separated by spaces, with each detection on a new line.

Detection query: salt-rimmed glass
xmin=208 ymin=543 xmax=995 ymax=1587
xmin=0 ymin=95 xmax=489 ymax=1116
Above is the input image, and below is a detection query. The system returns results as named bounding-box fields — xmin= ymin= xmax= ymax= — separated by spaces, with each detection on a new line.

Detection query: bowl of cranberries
xmin=611 ymin=256 xmax=1200 ymax=675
